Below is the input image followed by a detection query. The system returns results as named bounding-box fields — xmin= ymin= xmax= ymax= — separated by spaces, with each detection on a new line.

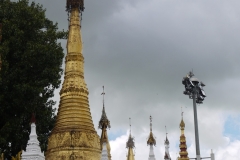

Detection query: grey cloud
xmin=37 ymin=0 xmax=240 ymax=158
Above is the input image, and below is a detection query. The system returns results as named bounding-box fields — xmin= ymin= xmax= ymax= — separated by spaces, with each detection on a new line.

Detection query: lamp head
xmin=190 ymin=77 xmax=199 ymax=85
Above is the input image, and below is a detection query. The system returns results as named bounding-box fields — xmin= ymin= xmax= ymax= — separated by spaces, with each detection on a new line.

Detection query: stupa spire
xmin=164 ymin=126 xmax=171 ymax=160
xmin=45 ymin=1 xmax=101 ymax=159
xmin=126 ymin=118 xmax=135 ymax=160
xmin=178 ymin=112 xmax=189 ymax=160
xmin=21 ymin=114 xmax=45 ymax=160
xmin=147 ymin=116 xmax=156 ymax=160
xmin=99 ymin=86 xmax=111 ymax=160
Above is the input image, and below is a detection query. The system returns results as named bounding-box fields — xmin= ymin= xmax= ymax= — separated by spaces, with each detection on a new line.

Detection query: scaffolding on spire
xmin=66 ymin=0 xmax=84 ymax=12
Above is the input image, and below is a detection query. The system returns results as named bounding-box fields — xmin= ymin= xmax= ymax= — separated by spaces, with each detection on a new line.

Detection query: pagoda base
xmin=46 ymin=130 xmax=101 ymax=160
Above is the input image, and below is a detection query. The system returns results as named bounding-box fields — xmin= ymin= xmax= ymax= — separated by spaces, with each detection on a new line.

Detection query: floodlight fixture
xmin=182 ymin=71 xmax=206 ymax=160
xmin=182 ymin=71 xmax=206 ymax=104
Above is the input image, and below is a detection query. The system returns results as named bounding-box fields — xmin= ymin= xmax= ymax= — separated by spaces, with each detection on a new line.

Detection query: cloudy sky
xmin=37 ymin=0 xmax=240 ymax=159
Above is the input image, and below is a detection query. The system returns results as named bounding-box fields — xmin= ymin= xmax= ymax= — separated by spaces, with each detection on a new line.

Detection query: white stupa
xmin=21 ymin=114 xmax=45 ymax=160
xmin=164 ymin=134 xmax=171 ymax=160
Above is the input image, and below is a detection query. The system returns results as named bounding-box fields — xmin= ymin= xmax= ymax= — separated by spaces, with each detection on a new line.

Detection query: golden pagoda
xmin=98 ymin=86 xmax=111 ymax=160
xmin=45 ymin=0 xmax=101 ymax=159
xmin=126 ymin=118 xmax=135 ymax=160
xmin=178 ymin=113 xmax=189 ymax=160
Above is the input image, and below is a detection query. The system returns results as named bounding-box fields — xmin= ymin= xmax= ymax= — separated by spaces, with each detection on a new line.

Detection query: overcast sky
xmin=37 ymin=0 xmax=240 ymax=159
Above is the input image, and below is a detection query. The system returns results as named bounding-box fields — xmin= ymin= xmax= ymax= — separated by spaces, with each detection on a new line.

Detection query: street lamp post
xmin=182 ymin=71 xmax=206 ymax=160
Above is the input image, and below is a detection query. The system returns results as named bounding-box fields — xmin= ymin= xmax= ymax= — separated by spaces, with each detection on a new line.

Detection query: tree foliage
xmin=0 ymin=0 xmax=67 ymax=158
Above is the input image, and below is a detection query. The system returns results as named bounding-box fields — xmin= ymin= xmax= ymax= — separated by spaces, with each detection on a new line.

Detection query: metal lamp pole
xmin=193 ymin=86 xmax=200 ymax=160
xmin=182 ymin=71 xmax=206 ymax=160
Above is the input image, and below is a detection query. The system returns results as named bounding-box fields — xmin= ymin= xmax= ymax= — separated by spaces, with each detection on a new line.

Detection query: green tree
xmin=0 ymin=0 xmax=67 ymax=158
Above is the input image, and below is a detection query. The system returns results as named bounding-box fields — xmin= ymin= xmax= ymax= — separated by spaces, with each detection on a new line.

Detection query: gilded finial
xmin=101 ymin=86 xmax=105 ymax=107
xmin=98 ymin=86 xmax=110 ymax=129
xmin=147 ymin=115 xmax=156 ymax=146
xmin=165 ymin=125 xmax=168 ymax=136
xmin=178 ymin=111 xmax=189 ymax=160
xmin=126 ymin=124 xmax=135 ymax=160
xmin=165 ymin=126 xmax=169 ymax=145
xmin=129 ymin=118 xmax=131 ymax=136
xmin=150 ymin=115 xmax=152 ymax=132
xmin=181 ymin=106 xmax=184 ymax=118
xmin=126 ymin=118 xmax=135 ymax=149
xmin=180 ymin=112 xmax=185 ymax=130
xmin=180 ymin=107 xmax=185 ymax=129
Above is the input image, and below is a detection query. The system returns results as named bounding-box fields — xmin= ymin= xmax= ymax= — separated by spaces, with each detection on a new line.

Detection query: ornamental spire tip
xmin=150 ymin=115 xmax=152 ymax=132
xmin=98 ymin=86 xmax=110 ymax=129
xmin=126 ymin=118 xmax=135 ymax=149
xmin=147 ymin=115 xmax=156 ymax=146
xmin=165 ymin=126 xmax=169 ymax=145
xmin=66 ymin=0 xmax=84 ymax=12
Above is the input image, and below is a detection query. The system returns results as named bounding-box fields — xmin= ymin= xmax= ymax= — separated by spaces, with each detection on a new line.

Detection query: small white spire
xmin=147 ymin=116 xmax=156 ymax=160
xmin=164 ymin=126 xmax=171 ymax=160
xmin=101 ymin=142 xmax=108 ymax=160
xmin=21 ymin=114 xmax=45 ymax=160
xmin=148 ymin=145 xmax=156 ymax=160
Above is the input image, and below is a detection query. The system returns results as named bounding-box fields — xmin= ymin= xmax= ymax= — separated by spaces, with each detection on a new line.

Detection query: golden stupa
xmin=178 ymin=114 xmax=189 ymax=160
xmin=45 ymin=0 xmax=101 ymax=159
